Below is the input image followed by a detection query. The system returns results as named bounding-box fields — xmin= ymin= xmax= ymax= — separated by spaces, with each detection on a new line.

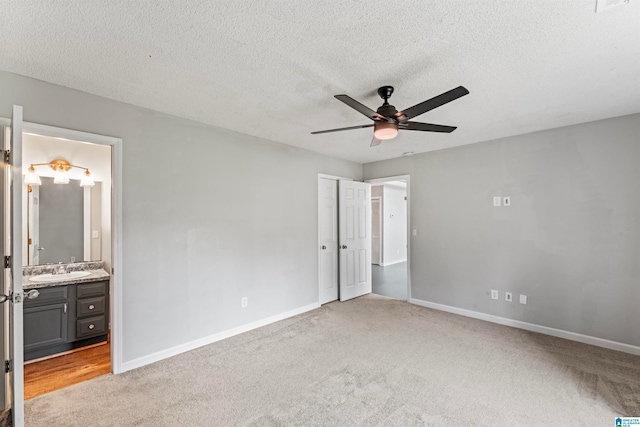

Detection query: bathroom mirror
xmin=25 ymin=177 xmax=103 ymax=266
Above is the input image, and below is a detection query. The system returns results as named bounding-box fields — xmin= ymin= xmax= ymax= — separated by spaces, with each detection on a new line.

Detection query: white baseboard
xmin=410 ymin=298 xmax=640 ymax=356
xmin=121 ymin=302 xmax=320 ymax=373
xmin=380 ymin=259 xmax=407 ymax=267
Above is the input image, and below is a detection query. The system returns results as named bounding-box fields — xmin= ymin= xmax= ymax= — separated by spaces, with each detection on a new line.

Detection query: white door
xmin=339 ymin=180 xmax=371 ymax=302
xmin=1 ymin=105 xmax=25 ymax=426
xmin=318 ymin=178 xmax=338 ymax=304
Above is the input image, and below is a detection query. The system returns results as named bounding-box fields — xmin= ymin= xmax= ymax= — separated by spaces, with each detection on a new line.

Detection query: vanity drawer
xmin=76 ymin=296 xmax=106 ymax=317
xmin=77 ymin=281 xmax=107 ymax=298
xmin=76 ymin=315 xmax=106 ymax=338
xmin=24 ymin=286 xmax=68 ymax=307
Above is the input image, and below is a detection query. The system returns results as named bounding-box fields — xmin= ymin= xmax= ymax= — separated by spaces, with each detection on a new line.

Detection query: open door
xmin=1 ymin=105 xmax=25 ymax=426
xmin=338 ymin=180 xmax=371 ymax=302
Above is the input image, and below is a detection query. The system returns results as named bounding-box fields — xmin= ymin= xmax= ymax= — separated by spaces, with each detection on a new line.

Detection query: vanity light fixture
xmin=24 ymin=165 xmax=42 ymax=186
xmin=24 ymin=159 xmax=95 ymax=187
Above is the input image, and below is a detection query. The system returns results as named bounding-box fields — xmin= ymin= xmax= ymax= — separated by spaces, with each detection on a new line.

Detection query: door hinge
xmin=4 ymin=360 xmax=11 ymax=373
xmin=3 ymin=256 xmax=9 ymax=269
xmin=3 ymin=150 xmax=9 ymax=163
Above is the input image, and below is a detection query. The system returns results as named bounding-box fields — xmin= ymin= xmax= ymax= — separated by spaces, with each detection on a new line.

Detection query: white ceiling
xmin=1 ymin=1 xmax=639 ymax=164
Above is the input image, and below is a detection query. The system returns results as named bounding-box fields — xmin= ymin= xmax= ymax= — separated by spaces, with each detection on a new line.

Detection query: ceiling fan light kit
xmin=312 ymin=84 xmax=469 ymax=148
xmin=374 ymin=122 xmax=398 ymax=140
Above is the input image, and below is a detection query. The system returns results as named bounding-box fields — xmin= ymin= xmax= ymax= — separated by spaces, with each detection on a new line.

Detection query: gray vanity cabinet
xmin=24 ymin=280 xmax=109 ymax=361
xmin=24 ymin=286 xmax=69 ymax=352
xmin=73 ymin=281 xmax=108 ymax=340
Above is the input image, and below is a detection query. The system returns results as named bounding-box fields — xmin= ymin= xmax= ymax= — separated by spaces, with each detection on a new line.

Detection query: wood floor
xmin=24 ymin=341 xmax=111 ymax=400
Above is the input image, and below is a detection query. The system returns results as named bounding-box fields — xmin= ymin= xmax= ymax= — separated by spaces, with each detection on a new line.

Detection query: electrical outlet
xmin=491 ymin=290 xmax=499 ymax=300
xmin=519 ymin=294 xmax=527 ymax=305
xmin=503 ymin=196 xmax=511 ymax=207
xmin=505 ymin=291 xmax=513 ymax=302
xmin=241 ymin=297 xmax=248 ymax=308
xmin=493 ymin=196 xmax=501 ymax=207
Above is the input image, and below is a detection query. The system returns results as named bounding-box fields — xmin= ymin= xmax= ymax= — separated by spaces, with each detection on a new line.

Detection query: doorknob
xmin=341 ymin=245 xmax=348 ymax=249
xmin=321 ymin=245 xmax=327 ymax=250
xmin=25 ymin=289 xmax=40 ymax=300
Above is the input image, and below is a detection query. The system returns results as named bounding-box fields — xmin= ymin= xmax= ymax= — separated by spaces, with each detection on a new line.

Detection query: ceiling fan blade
xmin=335 ymin=95 xmax=387 ymax=121
xmin=395 ymin=86 xmax=469 ymax=122
xmin=370 ymin=136 xmax=382 ymax=147
xmin=311 ymin=124 xmax=374 ymax=135
xmin=400 ymin=121 xmax=457 ymax=133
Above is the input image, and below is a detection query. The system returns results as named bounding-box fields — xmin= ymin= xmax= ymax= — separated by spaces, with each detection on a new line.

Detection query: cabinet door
xmin=24 ymin=303 xmax=68 ymax=352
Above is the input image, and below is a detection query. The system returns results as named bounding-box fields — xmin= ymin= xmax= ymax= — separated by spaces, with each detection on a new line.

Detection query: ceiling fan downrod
xmin=377 ymin=85 xmax=394 ymax=105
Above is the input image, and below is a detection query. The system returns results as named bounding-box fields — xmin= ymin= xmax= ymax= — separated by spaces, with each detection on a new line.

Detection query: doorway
xmin=366 ymin=176 xmax=410 ymax=301
xmin=1 ymin=111 xmax=123 ymax=423
xmin=21 ymin=132 xmax=113 ymax=399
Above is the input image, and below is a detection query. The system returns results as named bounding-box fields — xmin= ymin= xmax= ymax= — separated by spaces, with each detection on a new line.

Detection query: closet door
xmin=338 ymin=180 xmax=371 ymax=302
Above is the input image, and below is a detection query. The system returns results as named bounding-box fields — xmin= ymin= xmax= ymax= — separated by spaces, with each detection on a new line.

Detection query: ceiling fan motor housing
xmin=377 ymin=103 xmax=398 ymax=118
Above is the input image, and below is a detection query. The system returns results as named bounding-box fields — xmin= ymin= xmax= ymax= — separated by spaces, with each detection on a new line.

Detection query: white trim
xmin=410 ymin=298 xmax=640 ymax=356
xmin=379 ymin=259 xmax=407 ymax=267
xmin=365 ymin=175 xmax=409 ymax=185
xmin=121 ymin=302 xmax=320 ymax=373
xmin=22 ymin=122 xmax=121 ymax=146
xmin=12 ymin=119 xmax=125 ymax=375
xmin=317 ymin=173 xmax=352 ymax=181
xmin=110 ymin=139 xmax=123 ymax=374
xmin=83 ymin=187 xmax=91 ymax=262
xmin=365 ymin=174 xmax=411 ymax=301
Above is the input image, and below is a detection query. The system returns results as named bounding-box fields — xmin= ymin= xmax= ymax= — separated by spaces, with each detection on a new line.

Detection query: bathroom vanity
xmin=22 ymin=261 xmax=110 ymax=361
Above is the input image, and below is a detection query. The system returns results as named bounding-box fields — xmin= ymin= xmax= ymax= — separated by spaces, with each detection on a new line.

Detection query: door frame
xmin=317 ymin=173 xmax=352 ymax=305
xmin=0 ymin=117 xmax=124 ymax=375
xmin=365 ymin=175 xmax=411 ymax=301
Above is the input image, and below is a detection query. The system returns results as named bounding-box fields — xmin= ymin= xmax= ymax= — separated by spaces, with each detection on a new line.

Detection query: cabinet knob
xmin=25 ymin=289 xmax=40 ymax=300
xmin=88 ymin=324 xmax=95 ymax=330
xmin=89 ymin=304 xmax=95 ymax=310
xmin=341 ymin=245 xmax=348 ymax=249
xmin=321 ymin=245 xmax=327 ymax=250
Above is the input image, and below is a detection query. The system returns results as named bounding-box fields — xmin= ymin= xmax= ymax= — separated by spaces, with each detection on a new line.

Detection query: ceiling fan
xmin=311 ymin=85 xmax=469 ymax=147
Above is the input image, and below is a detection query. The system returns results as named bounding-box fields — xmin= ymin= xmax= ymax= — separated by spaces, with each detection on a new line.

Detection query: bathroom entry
xmin=366 ymin=177 xmax=410 ymax=301
xmin=21 ymin=131 xmax=113 ymax=399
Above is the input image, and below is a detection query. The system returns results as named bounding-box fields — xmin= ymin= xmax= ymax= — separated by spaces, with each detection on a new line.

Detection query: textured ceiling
xmin=1 ymin=1 xmax=639 ymax=164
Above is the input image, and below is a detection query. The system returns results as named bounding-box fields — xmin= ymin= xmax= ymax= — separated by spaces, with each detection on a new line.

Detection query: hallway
xmin=372 ymin=262 xmax=407 ymax=300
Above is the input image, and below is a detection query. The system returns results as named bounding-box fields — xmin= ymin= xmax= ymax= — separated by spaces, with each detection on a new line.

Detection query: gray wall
xmin=364 ymin=113 xmax=640 ymax=347
xmin=0 ymin=71 xmax=362 ymax=363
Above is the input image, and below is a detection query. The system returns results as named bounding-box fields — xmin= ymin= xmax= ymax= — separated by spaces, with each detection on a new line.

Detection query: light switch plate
xmin=491 ymin=289 xmax=499 ymax=300
xmin=503 ymin=196 xmax=511 ymax=207
xmin=493 ymin=197 xmax=501 ymax=207
xmin=505 ymin=291 xmax=513 ymax=302
xmin=412 ymin=229 xmax=418 ymax=237
xmin=519 ymin=294 xmax=528 ymax=305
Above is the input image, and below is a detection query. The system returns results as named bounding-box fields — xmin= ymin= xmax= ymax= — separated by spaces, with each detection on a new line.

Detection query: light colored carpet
xmin=26 ymin=294 xmax=640 ymax=426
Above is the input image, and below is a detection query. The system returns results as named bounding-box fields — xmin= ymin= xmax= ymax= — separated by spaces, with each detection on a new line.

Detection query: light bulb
xmin=53 ymin=169 xmax=70 ymax=184
xmin=24 ymin=165 xmax=42 ymax=186
xmin=80 ymin=169 xmax=95 ymax=187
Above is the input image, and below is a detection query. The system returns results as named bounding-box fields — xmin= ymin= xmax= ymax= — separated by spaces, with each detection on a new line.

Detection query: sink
xmin=29 ymin=271 xmax=91 ymax=282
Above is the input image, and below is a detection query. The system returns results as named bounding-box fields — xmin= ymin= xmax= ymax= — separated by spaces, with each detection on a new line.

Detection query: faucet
xmin=53 ymin=263 xmax=68 ymax=275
